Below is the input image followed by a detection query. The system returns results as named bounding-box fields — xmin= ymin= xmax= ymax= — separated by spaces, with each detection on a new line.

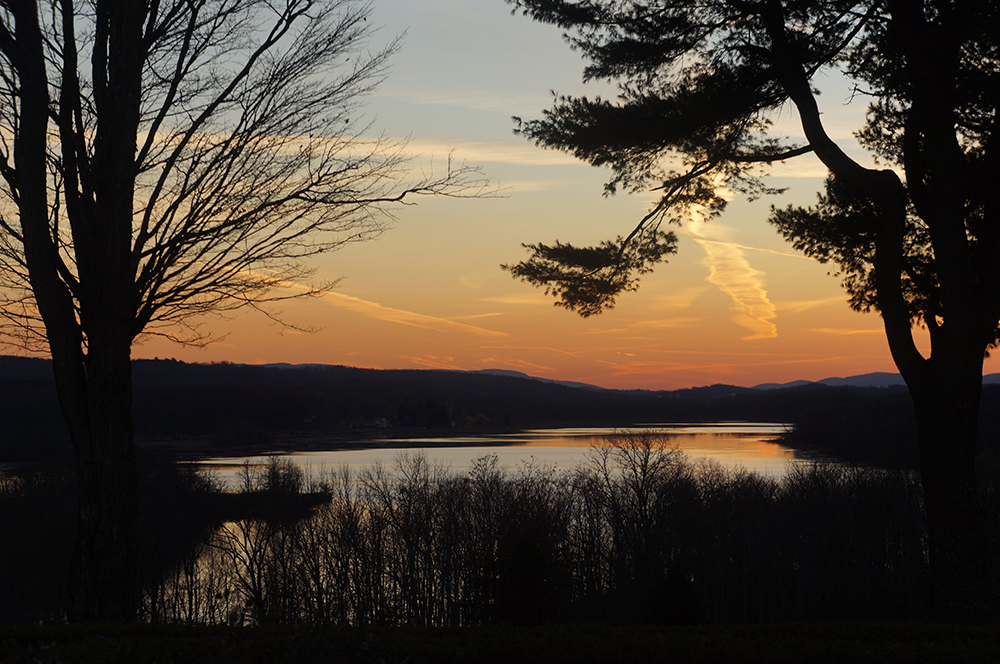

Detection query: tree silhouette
xmin=504 ymin=0 xmax=999 ymax=614
xmin=0 ymin=0 xmax=484 ymax=620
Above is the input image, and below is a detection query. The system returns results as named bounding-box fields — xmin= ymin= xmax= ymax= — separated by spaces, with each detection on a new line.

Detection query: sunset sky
xmin=135 ymin=0 xmax=999 ymax=390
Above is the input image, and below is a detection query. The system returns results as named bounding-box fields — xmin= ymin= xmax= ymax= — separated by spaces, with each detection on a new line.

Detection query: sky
xmin=135 ymin=0 xmax=998 ymax=390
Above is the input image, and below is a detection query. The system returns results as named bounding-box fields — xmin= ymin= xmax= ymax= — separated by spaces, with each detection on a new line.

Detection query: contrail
xmin=321 ymin=292 xmax=507 ymax=338
xmin=686 ymin=218 xmax=778 ymax=340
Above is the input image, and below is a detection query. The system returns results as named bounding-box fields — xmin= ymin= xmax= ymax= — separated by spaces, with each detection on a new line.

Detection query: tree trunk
xmin=4 ymin=0 xmax=139 ymax=622
xmin=60 ymin=0 xmax=146 ymax=621
xmin=64 ymin=342 xmax=139 ymax=621
xmin=907 ymin=357 xmax=989 ymax=616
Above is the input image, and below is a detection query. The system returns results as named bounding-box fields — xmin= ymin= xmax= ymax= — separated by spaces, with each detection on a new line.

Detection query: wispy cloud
xmin=477 ymin=356 xmax=559 ymax=374
xmin=686 ymin=219 xmax=778 ymax=340
xmin=765 ymin=155 xmax=831 ymax=178
xmin=402 ymin=355 xmax=466 ymax=371
xmin=403 ymin=138 xmax=581 ymax=167
xmin=676 ymin=233 xmax=810 ymax=260
xmin=595 ymin=353 xmax=850 ymax=379
xmin=378 ymin=89 xmax=556 ymax=115
xmin=453 ymin=312 xmax=505 ymax=321
xmin=810 ymin=327 xmax=883 ymax=336
xmin=498 ymin=179 xmax=577 ymax=192
xmin=647 ymin=287 xmax=710 ymax=310
xmin=479 ymin=343 xmax=592 ymax=362
xmin=482 ymin=293 xmax=554 ymax=306
xmin=628 ymin=317 xmax=702 ymax=330
xmin=778 ymin=296 xmax=846 ymax=314
xmin=321 ymin=292 xmax=507 ymax=338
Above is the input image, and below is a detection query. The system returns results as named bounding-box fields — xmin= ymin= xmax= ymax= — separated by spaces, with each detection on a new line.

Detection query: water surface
xmin=199 ymin=422 xmax=805 ymax=484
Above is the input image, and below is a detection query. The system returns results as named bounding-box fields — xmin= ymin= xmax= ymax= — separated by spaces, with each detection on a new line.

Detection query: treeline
xmin=0 ymin=455 xmax=325 ymax=624
xmin=140 ymin=436 xmax=974 ymax=625
xmin=0 ymin=458 xmax=219 ymax=623
xmin=3 ymin=355 xmax=1000 ymax=468
xmin=5 ymin=434 xmax=999 ymax=625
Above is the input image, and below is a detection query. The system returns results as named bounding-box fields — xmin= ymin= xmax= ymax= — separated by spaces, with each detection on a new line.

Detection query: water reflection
xmin=199 ymin=422 xmax=804 ymax=485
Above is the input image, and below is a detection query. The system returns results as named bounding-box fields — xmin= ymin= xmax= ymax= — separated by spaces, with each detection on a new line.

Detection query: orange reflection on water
xmin=198 ymin=422 xmax=804 ymax=486
xmin=503 ymin=424 xmax=793 ymax=460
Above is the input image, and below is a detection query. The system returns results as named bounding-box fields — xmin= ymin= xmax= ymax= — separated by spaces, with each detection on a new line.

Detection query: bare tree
xmin=0 ymin=0 xmax=485 ymax=620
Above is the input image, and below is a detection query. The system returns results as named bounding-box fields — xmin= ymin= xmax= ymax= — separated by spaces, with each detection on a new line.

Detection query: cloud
xmin=595 ymin=352 xmax=850 ymax=380
xmin=677 ymin=235 xmax=811 ymax=261
xmin=482 ymin=293 xmax=553 ymax=306
xmin=320 ymin=292 xmax=507 ymax=338
xmin=479 ymin=343 xmax=591 ymax=362
xmin=477 ymin=356 xmax=559 ymax=374
xmin=402 ymin=355 xmax=467 ymax=371
xmin=628 ymin=317 xmax=702 ymax=330
xmin=499 ymin=179 xmax=577 ymax=192
xmin=763 ymin=154 xmax=831 ymax=178
xmin=453 ymin=312 xmax=505 ymax=321
xmin=403 ymin=138 xmax=582 ymax=166
xmin=810 ymin=327 xmax=883 ymax=336
xmin=647 ymin=287 xmax=710 ymax=310
xmin=378 ymin=88 xmax=557 ymax=115
xmin=686 ymin=220 xmax=778 ymax=340
xmin=778 ymin=296 xmax=847 ymax=314
xmin=763 ymin=146 xmax=889 ymax=179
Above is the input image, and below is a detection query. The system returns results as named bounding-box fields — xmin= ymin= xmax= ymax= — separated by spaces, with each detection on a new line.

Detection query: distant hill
xmin=470 ymin=368 xmax=608 ymax=391
xmin=753 ymin=372 xmax=905 ymax=389
xmin=755 ymin=371 xmax=1000 ymax=390
xmin=751 ymin=379 xmax=814 ymax=390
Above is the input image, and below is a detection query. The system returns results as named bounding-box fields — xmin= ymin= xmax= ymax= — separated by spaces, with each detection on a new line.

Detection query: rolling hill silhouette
xmin=2 ymin=355 xmax=999 ymax=469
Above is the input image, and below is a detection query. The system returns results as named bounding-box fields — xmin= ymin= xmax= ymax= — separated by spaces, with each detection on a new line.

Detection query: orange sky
xmin=133 ymin=1 xmax=1000 ymax=390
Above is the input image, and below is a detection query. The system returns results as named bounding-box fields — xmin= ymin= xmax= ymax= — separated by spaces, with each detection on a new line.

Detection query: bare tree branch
xmin=0 ymin=0 xmax=491 ymax=349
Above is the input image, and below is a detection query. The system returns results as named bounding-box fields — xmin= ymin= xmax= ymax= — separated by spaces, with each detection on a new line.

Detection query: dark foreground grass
xmin=2 ymin=622 xmax=998 ymax=664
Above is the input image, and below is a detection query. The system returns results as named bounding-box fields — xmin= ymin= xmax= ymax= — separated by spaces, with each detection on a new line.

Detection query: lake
xmin=198 ymin=422 xmax=813 ymax=485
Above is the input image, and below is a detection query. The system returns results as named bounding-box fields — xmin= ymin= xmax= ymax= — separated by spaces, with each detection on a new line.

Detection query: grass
xmin=2 ymin=622 xmax=999 ymax=664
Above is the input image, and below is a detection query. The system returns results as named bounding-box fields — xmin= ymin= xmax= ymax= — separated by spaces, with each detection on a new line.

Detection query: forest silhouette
xmin=4 ymin=356 xmax=1000 ymax=625
xmin=2 ymin=432 xmax=968 ymax=625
